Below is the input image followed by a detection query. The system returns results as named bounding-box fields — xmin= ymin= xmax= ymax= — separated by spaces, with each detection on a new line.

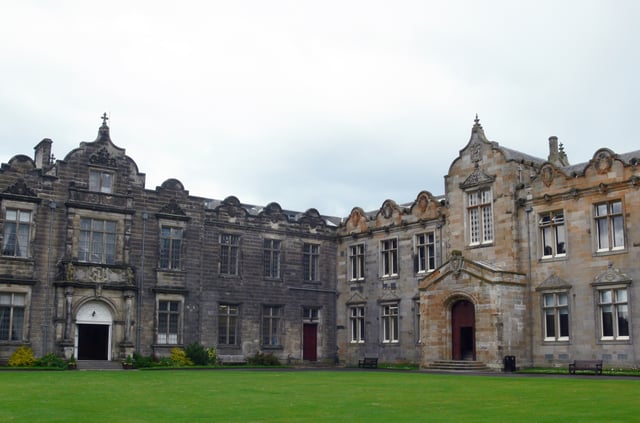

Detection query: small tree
xmin=169 ymin=347 xmax=193 ymax=366
xmin=185 ymin=342 xmax=209 ymax=366
xmin=8 ymin=346 xmax=35 ymax=367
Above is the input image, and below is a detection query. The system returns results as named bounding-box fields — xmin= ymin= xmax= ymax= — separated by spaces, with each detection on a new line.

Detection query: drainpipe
xmin=136 ymin=211 xmax=148 ymax=352
xmin=525 ymin=206 xmax=534 ymax=367
xmin=43 ymin=200 xmax=57 ymax=354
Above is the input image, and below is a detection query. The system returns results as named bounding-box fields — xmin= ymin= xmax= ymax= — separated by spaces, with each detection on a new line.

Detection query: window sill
xmin=594 ymin=249 xmax=627 ymax=257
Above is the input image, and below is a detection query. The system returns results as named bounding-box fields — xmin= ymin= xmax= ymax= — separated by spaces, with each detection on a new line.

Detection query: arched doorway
xmin=75 ymin=301 xmax=113 ymax=360
xmin=451 ymin=300 xmax=475 ymax=361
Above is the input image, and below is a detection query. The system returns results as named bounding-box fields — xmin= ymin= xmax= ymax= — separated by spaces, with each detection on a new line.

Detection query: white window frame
xmin=79 ymin=217 xmax=117 ymax=264
xmin=597 ymin=286 xmax=630 ymax=341
xmin=218 ymin=304 xmax=239 ymax=346
xmin=348 ymin=243 xmax=365 ymax=281
xmin=303 ymin=243 xmax=319 ymax=281
xmin=262 ymin=305 xmax=282 ymax=346
xmin=220 ymin=233 xmax=240 ymax=275
xmin=349 ymin=305 xmax=365 ymax=343
xmin=263 ymin=239 xmax=281 ymax=279
xmin=380 ymin=238 xmax=398 ymax=277
xmin=159 ymin=226 xmax=183 ymax=270
xmin=594 ymin=200 xmax=625 ymax=252
xmin=539 ymin=211 xmax=567 ymax=258
xmin=467 ymin=188 xmax=493 ymax=245
xmin=542 ymin=292 xmax=569 ymax=341
xmin=415 ymin=232 xmax=436 ymax=273
xmin=381 ymin=303 xmax=399 ymax=343
xmin=414 ymin=299 xmax=421 ymax=344
xmin=156 ymin=296 xmax=183 ymax=345
xmin=89 ymin=169 xmax=114 ymax=193
xmin=0 ymin=291 xmax=28 ymax=341
xmin=2 ymin=208 xmax=32 ymax=258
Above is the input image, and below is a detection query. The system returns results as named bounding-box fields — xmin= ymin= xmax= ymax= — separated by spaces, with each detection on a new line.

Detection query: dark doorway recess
xmin=451 ymin=300 xmax=475 ymax=361
xmin=302 ymin=324 xmax=317 ymax=361
xmin=77 ymin=324 xmax=109 ymax=360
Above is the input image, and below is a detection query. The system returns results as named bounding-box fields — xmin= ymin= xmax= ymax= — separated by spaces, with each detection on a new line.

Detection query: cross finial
xmin=101 ymin=112 xmax=109 ymax=126
xmin=474 ymin=113 xmax=480 ymax=125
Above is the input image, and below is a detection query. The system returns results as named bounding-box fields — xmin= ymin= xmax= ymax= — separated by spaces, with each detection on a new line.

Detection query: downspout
xmin=43 ymin=200 xmax=57 ymax=354
xmin=525 ymin=205 xmax=534 ymax=367
xmin=136 ymin=211 xmax=148 ymax=352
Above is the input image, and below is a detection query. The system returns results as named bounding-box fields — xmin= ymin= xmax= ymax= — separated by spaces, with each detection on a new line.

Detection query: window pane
xmin=545 ymin=310 xmax=556 ymax=337
xmin=559 ymin=308 xmax=569 ymax=337
xmin=601 ymin=305 xmax=613 ymax=337
xmin=618 ymin=304 xmax=629 ymax=337
xmin=612 ymin=215 xmax=624 ymax=248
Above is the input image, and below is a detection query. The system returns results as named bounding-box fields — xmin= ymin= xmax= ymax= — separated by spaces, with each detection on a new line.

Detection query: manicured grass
xmin=1 ymin=370 xmax=638 ymax=422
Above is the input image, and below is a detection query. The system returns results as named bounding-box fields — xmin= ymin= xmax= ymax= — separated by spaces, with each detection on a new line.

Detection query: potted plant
xmin=122 ymin=354 xmax=134 ymax=369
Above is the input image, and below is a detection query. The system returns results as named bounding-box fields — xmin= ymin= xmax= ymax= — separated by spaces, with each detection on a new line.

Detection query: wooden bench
xmin=358 ymin=357 xmax=378 ymax=369
xmin=217 ymin=354 xmax=247 ymax=365
xmin=569 ymin=360 xmax=603 ymax=375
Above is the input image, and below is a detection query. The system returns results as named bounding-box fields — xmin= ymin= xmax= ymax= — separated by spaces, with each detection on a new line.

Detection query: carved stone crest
xmin=89 ymin=147 xmax=117 ymax=167
xmin=450 ymin=250 xmax=464 ymax=275
xmin=541 ymin=165 xmax=554 ymax=187
xmin=594 ymin=151 xmax=613 ymax=174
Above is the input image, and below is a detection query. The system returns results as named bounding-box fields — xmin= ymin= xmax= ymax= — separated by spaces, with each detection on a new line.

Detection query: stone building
xmin=2 ymin=115 xmax=639 ymax=370
xmin=0 ymin=116 xmax=338 ymax=363
xmin=335 ymin=117 xmax=640 ymax=370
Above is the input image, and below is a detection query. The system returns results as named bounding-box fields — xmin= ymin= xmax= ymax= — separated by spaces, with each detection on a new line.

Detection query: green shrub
xmin=35 ymin=353 xmax=67 ymax=369
xmin=247 ymin=351 xmax=280 ymax=366
xmin=169 ymin=347 xmax=193 ymax=367
xmin=133 ymin=352 xmax=156 ymax=368
xmin=8 ymin=346 xmax=35 ymax=367
xmin=185 ymin=342 xmax=209 ymax=365
xmin=206 ymin=347 xmax=217 ymax=365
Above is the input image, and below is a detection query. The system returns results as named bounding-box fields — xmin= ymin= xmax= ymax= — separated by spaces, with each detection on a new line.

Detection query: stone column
xmin=124 ymin=290 xmax=135 ymax=342
xmin=63 ymin=287 xmax=74 ymax=341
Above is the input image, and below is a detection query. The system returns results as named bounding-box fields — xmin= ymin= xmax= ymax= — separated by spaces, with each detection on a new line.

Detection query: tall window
xmin=262 ymin=306 xmax=282 ymax=346
xmin=220 ymin=234 xmax=239 ymax=275
xmin=543 ymin=292 xmax=569 ymax=341
xmin=89 ymin=169 xmax=113 ymax=193
xmin=350 ymin=305 xmax=365 ymax=343
xmin=218 ymin=304 xmax=238 ymax=345
xmin=595 ymin=200 xmax=625 ymax=252
xmin=263 ymin=239 xmax=281 ymax=279
xmin=157 ymin=300 xmax=180 ymax=344
xmin=468 ymin=188 xmax=493 ymax=245
xmin=79 ymin=218 xmax=116 ymax=264
xmin=598 ymin=288 xmax=629 ymax=340
xmin=415 ymin=232 xmax=435 ymax=273
xmin=160 ymin=227 xmax=182 ymax=270
xmin=2 ymin=209 xmax=31 ymax=257
xmin=348 ymin=244 xmax=365 ymax=281
xmin=303 ymin=243 xmax=319 ymax=281
xmin=382 ymin=304 xmax=399 ymax=343
xmin=0 ymin=293 xmax=25 ymax=341
xmin=380 ymin=238 xmax=398 ymax=277
xmin=539 ymin=211 xmax=566 ymax=258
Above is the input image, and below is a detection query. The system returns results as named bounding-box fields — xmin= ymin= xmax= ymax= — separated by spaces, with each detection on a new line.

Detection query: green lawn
xmin=1 ymin=370 xmax=638 ymax=422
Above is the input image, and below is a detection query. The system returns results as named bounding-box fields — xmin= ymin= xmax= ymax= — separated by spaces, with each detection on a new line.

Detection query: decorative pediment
xmin=298 ymin=208 xmax=325 ymax=227
xmin=593 ymin=265 xmax=631 ymax=286
xmin=158 ymin=199 xmax=186 ymax=216
xmin=89 ymin=147 xmax=118 ymax=168
xmin=346 ymin=292 xmax=366 ymax=305
xmin=259 ymin=202 xmax=288 ymax=222
xmin=536 ymin=273 xmax=572 ymax=291
xmin=3 ymin=178 xmax=37 ymax=197
xmin=460 ymin=166 xmax=495 ymax=189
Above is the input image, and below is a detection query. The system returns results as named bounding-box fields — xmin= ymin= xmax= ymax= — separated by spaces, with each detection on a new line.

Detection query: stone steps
xmin=426 ymin=360 xmax=492 ymax=372
xmin=76 ymin=360 xmax=124 ymax=371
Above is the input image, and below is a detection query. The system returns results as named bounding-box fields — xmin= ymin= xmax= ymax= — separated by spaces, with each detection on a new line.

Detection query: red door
xmin=303 ymin=324 xmax=317 ymax=361
xmin=451 ymin=300 xmax=475 ymax=361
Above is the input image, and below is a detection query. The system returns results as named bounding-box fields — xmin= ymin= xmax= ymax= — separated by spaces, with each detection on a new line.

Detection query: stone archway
xmin=75 ymin=301 xmax=113 ymax=360
xmin=451 ymin=300 xmax=475 ymax=361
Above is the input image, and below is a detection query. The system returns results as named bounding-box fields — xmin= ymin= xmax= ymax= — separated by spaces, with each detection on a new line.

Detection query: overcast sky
xmin=2 ymin=1 xmax=639 ymax=217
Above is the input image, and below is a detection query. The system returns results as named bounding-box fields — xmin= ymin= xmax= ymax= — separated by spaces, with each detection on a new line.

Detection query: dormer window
xmin=467 ymin=188 xmax=493 ymax=245
xmin=89 ymin=169 xmax=113 ymax=193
